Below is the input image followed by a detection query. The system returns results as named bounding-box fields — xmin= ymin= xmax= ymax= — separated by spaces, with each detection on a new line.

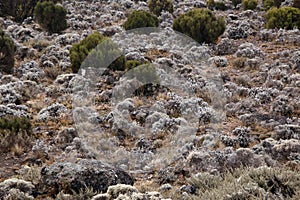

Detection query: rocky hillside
xmin=0 ymin=0 xmax=299 ymax=199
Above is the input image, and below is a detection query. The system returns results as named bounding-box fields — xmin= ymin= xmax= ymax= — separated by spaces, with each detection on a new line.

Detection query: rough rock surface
xmin=41 ymin=159 xmax=134 ymax=194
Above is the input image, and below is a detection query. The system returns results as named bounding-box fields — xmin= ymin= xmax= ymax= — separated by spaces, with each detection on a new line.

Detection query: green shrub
xmin=126 ymin=64 xmax=160 ymax=96
xmin=207 ymin=0 xmax=227 ymax=10
xmin=125 ymin=60 xmax=142 ymax=71
xmin=293 ymin=0 xmax=300 ymax=9
xmin=127 ymin=64 xmax=159 ymax=84
xmin=124 ymin=10 xmax=159 ymax=30
xmin=70 ymin=32 xmax=126 ymax=73
xmin=231 ymin=0 xmax=242 ymax=7
xmin=34 ymin=1 xmax=67 ymax=33
xmin=173 ymin=8 xmax=226 ymax=44
xmin=0 ymin=0 xmax=38 ymax=22
xmin=0 ymin=116 xmax=33 ymax=154
xmin=266 ymin=7 xmax=300 ymax=30
xmin=263 ymin=0 xmax=275 ymax=10
xmin=148 ymin=0 xmax=174 ymax=16
xmin=0 ymin=28 xmax=16 ymax=74
xmin=263 ymin=0 xmax=281 ymax=10
xmin=242 ymin=0 xmax=258 ymax=10
xmin=274 ymin=0 xmax=283 ymax=7
xmin=0 ymin=0 xmax=61 ymax=22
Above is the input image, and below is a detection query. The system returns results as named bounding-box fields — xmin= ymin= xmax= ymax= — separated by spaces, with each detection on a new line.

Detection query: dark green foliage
xmin=0 ymin=0 xmax=38 ymax=22
xmin=293 ymin=0 xmax=300 ymax=9
xmin=242 ymin=0 xmax=258 ymax=10
xmin=173 ymin=8 xmax=226 ymax=44
xmin=125 ymin=60 xmax=142 ymax=71
xmin=263 ymin=0 xmax=275 ymax=10
xmin=263 ymin=0 xmax=281 ymax=10
xmin=274 ymin=0 xmax=283 ymax=7
xmin=127 ymin=64 xmax=159 ymax=84
xmin=34 ymin=1 xmax=67 ymax=33
xmin=70 ymin=32 xmax=126 ymax=73
xmin=215 ymin=1 xmax=227 ymax=10
xmin=0 ymin=28 xmax=16 ymax=74
xmin=148 ymin=0 xmax=174 ymax=16
xmin=124 ymin=10 xmax=159 ymax=30
xmin=127 ymin=64 xmax=160 ymax=96
xmin=266 ymin=7 xmax=300 ymax=30
xmin=0 ymin=0 xmax=61 ymax=22
xmin=83 ymin=39 xmax=126 ymax=71
xmin=231 ymin=0 xmax=242 ymax=8
xmin=207 ymin=0 xmax=227 ymax=10
xmin=0 ymin=116 xmax=33 ymax=153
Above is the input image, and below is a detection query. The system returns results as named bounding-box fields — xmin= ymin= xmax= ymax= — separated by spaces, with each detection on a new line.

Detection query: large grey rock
xmin=41 ymin=159 xmax=134 ymax=194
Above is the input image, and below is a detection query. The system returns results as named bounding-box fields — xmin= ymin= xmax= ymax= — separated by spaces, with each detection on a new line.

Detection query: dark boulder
xmin=41 ymin=159 xmax=134 ymax=195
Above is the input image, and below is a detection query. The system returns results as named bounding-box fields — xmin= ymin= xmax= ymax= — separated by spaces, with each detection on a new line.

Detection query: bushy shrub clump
xmin=173 ymin=8 xmax=225 ymax=44
xmin=124 ymin=10 xmax=159 ymax=30
xmin=148 ymin=0 xmax=174 ymax=16
xmin=70 ymin=32 xmax=126 ymax=73
xmin=263 ymin=0 xmax=275 ymax=10
xmin=293 ymin=0 xmax=300 ymax=9
xmin=242 ymin=0 xmax=258 ymax=10
xmin=0 ymin=28 xmax=16 ymax=74
xmin=207 ymin=0 xmax=227 ymax=10
xmin=125 ymin=60 xmax=142 ymax=71
xmin=0 ymin=0 xmax=38 ymax=22
xmin=34 ymin=1 xmax=67 ymax=33
xmin=0 ymin=0 xmax=61 ymax=22
xmin=266 ymin=7 xmax=300 ymax=30
xmin=231 ymin=0 xmax=242 ymax=8
xmin=188 ymin=166 xmax=300 ymax=199
xmin=126 ymin=64 xmax=160 ymax=96
xmin=0 ymin=116 xmax=33 ymax=154
xmin=263 ymin=0 xmax=282 ymax=10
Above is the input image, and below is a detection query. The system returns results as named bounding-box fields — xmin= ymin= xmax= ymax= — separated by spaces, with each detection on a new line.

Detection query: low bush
xmin=126 ymin=64 xmax=160 ymax=96
xmin=188 ymin=166 xmax=300 ymax=199
xmin=207 ymin=0 xmax=227 ymax=10
xmin=0 ymin=116 xmax=33 ymax=154
xmin=125 ymin=60 xmax=142 ymax=71
xmin=173 ymin=8 xmax=225 ymax=44
xmin=266 ymin=6 xmax=300 ymax=30
xmin=148 ymin=0 xmax=174 ymax=16
xmin=231 ymin=0 xmax=242 ymax=8
xmin=0 ymin=0 xmax=61 ymax=22
xmin=242 ymin=0 xmax=258 ymax=10
xmin=34 ymin=1 xmax=67 ymax=33
xmin=70 ymin=32 xmax=126 ymax=73
xmin=231 ymin=57 xmax=247 ymax=68
xmin=124 ymin=10 xmax=159 ymax=30
xmin=293 ymin=0 xmax=300 ymax=9
xmin=263 ymin=0 xmax=275 ymax=10
xmin=0 ymin=28 xmax=16 ymax=74
xmin=262 ymin=0 xmax=282 ymax=10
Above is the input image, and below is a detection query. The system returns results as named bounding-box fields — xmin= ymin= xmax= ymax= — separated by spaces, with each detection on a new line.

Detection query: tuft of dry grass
xmin=186 ymin=166 xmax=300 ymax=200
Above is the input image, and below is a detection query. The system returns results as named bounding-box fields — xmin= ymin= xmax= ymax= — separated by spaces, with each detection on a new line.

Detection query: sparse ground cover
xmin=0 ymin=0 xmax=299 ymax=199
